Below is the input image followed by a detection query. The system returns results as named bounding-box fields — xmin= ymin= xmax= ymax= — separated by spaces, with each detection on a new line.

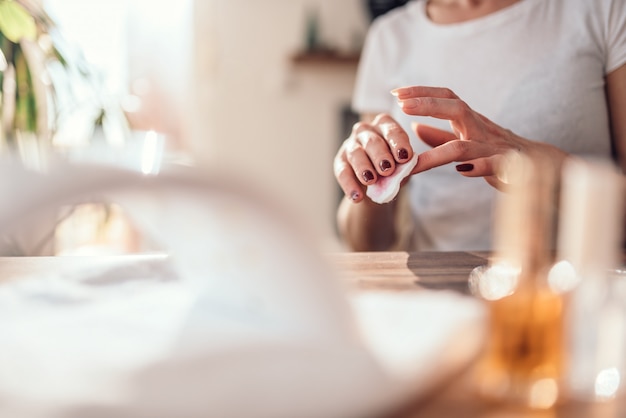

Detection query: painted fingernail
xmin=398 ymin=149 xmax=409 ymax=161
xmin=362 ymin=170 xmax=374 ymax=182
xmin=456 ymin=163 xmax=474 ymax=172
xmin=380 ymin=160 xmax=392 ymax=171
xmin=350 ymin=191 xmax=360 ymax=201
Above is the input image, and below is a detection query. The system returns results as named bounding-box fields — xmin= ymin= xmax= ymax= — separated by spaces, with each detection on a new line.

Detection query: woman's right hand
xmin=334 ymin=113 xmax=414 ymax=203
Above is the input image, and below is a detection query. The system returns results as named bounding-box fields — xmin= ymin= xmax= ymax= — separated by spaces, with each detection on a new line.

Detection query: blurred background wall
xmin=42 ymin=0 xmax=371 ymax=250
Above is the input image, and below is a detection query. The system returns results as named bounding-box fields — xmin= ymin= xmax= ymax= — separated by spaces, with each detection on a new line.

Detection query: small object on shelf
xmin=305 ymin=7 xmax=320 ymax=52
xmin=294 ymin=6 xmax=361 ymax=67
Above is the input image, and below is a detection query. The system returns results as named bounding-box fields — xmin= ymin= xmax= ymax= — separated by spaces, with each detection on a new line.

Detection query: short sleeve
xmin=351 ymin=19 xmax=397 ymax=115
xmin=606 ymin=0 xmax=626 ymax=73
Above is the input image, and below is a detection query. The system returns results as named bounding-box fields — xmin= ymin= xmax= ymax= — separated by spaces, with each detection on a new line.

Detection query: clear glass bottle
xmin=557 ymin=158 xmax=625 ymax=402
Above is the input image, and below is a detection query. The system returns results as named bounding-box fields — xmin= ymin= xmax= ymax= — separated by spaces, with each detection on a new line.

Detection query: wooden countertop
xmin=327 ymin=251 xmax=626 ymax=418
xmin=326 ymin=250 xmax=489 ymax=293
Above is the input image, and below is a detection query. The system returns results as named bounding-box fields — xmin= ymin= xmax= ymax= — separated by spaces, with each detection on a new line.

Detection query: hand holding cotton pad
xmin=366 ymin=154 xmax=418 ymax=204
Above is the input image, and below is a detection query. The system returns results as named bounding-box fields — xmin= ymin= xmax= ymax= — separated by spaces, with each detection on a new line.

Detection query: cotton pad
xmin=366 ymin=154 xmax=418 ymax=204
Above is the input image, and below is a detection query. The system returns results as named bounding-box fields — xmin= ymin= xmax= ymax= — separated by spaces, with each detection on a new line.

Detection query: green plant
xmin=0 ymin=0 xmax=129 ymax=166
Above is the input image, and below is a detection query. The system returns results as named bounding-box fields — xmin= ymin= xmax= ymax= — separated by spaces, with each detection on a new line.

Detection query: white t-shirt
xmin=352 ymin=0 xmax=626 ymax=251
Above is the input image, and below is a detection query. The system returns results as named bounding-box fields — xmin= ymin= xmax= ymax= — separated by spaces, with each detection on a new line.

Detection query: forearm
xmin=337 ymin=196 xmax=398 ymax=251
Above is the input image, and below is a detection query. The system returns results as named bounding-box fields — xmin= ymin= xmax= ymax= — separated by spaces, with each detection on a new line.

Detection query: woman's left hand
xmin=393 ymin=86 xmax=569 ymax=189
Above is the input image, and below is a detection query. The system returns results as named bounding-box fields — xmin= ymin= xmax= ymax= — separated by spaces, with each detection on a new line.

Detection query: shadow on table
xmin=406 ymin=252 xmax=489 ymax=295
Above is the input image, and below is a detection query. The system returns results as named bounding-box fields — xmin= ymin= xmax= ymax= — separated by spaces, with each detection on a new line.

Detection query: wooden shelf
xmin=290 ymin=51 xmax=361 ymax=66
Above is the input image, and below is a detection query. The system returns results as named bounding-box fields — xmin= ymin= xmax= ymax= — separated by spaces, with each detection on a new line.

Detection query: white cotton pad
xmin=366 ymin=154 xmax=418 ymax=204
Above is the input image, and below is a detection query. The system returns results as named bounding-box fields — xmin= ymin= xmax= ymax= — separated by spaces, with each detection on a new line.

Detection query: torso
xmin=352 ymin=0 xmax=626 ymax=250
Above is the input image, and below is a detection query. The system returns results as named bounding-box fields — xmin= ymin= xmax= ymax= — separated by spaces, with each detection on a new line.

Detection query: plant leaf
xmin=0 ymin=0 xmax=37 ymax=43
xmin=14 ymin=43 xmax=37 ymax=132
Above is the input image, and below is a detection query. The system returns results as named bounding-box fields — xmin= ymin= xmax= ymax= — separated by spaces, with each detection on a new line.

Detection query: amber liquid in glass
xmin=478 ymin=281 xmax=564 ymax=408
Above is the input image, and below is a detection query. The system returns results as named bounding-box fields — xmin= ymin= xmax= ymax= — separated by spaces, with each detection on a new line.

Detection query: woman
xmin=335 ymin=0 xmax=626 ymax=251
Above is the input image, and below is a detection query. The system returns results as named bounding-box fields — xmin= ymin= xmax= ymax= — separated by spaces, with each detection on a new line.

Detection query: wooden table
xmin=328 ymin=250 xmax=489 ymax=294
xmin=327 ymin=251 xmax=626 ymax=418
xmin=2 ymin=252 xmax=624 ymax=417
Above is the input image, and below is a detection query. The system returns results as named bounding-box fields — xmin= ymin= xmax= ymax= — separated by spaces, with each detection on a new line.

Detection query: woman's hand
xmin=334 ymin=113 xmax=414 ymax=203
xmin=393 ymin=86 xmax=569 ymax=189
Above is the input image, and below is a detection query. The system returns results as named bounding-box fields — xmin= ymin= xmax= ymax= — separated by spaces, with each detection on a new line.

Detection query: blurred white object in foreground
xmin=0 ymin=162 xmax=486 ymax=418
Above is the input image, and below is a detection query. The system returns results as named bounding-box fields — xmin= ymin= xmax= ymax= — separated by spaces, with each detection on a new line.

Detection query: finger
xmin=333 ymin=149 xmax=365 ymax=202
xmin=391 ymin=86 xmax=459 ymax=100
xmin=454 ymin=155 xmax=500 ymax=178
xmin=412 ymin=122 xmax=457 ymax=148
xmin=413 ymin=140 xmax=489 ymax=173
xmin=354 ymin=121 xmax=397 ymax=176
xmin=371 ymin=113 xmax=413 ymax=163
xmin=398 ymin=96 xmax=473 ymax=125
xmin=484 ymin=175 xmax=510 ymax=192
xmin=345 ymin=142 xmax=378 ymax=185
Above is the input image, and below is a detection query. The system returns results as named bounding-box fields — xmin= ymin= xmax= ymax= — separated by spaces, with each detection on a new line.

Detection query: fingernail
xmin=399 ymin=98 xmax=419 ymax=109
xmin=398 ymin=149 xmax=409 ymax=161
xmin=390 ymin=88 xmax=409 ymax=98
xmin=380 ymin=160 xmax=392 ymax=171
xmin=350 ymin=191 xmax=360 ymax=201
xmin=362 ymin=170 xmax=374 ymax=182
xmin=456 ymin=163 xmax=474 ymax=172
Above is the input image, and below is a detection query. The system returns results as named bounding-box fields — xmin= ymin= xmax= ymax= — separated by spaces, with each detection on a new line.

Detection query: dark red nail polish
xmin=380 ymin=160 xmax=392 ymax=171
xmin=350 ymin=191 xmax=360 ymax=201
xmin=363 ymin=170 xmax=374 ymax=182
xmin=456 ymin=163 xmax=474 ymax=172
xmin=398 ymin=149 xmax=409 ymax=160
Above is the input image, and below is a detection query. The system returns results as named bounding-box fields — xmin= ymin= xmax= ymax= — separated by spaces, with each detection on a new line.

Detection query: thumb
xmin=412 ymin=122 xmax=457 ymax=148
